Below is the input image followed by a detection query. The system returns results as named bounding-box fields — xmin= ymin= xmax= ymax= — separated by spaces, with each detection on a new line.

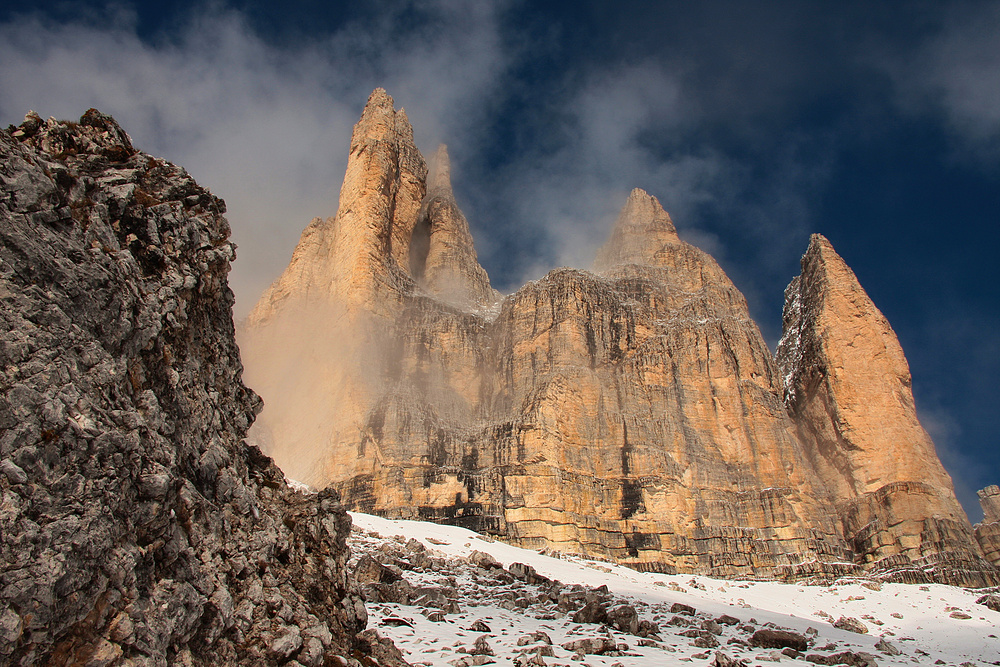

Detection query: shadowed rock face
xmin=243 ymin=89 xmax=999 ymax=585
xmin=0 ymin=112 xmax=398 ymax=665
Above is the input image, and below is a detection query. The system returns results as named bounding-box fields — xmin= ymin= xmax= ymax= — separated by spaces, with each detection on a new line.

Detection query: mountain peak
xmin=777 ymin=232 xmax=975 ymax=567
xmin=428 ymin=144 xmax=452 ymax=194
xmin=593 ymin=188 xmax=680 ymax=271
xmin=621 ymin=188 xmax=676 ymax=230
xmin=362 ymin=87 xmax=394 ymax=114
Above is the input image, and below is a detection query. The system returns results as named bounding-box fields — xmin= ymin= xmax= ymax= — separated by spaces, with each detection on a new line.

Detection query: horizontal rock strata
xmin=776 ymin=234 xmax=994 ymax=586
xmin=241 ymin=89 xmax=999 ymax=585
xmin=975 ymin=485 xmax=1000 ymax=566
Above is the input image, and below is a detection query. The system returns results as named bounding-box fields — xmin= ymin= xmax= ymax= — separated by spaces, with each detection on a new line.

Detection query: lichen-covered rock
xmin=0 ymin=111 xmax=390 ymax=665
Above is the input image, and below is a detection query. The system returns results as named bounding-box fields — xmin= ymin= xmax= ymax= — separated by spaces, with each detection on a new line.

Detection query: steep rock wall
xmin=776 ymin=235 xmax=992 ymax=586
xmin=0 ymin=112 xmax=396 ymax=665
xmin=243 ymin=90 xmax=998 ymax=585
xmin=975 ymin=485 xmax=1000 ymax=566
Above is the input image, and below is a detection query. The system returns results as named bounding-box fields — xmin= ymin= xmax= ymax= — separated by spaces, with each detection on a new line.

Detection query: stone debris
xmin=833 ymin=617 xmax=869 ymax=634
xmin=748 ymin=628 xmax=808 ymax=651
xmin=805 ymin=650 xmax=879 ymax=666
xmin=976 ymin=593 xmax=1000 ymax=612
xmin=346 ymin=522 xmax=988 ymax=667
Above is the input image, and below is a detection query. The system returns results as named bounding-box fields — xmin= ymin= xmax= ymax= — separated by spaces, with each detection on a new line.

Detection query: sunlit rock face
xmin=243 ymin=89 xmax=999 ymax=585
xmin=0 ymin=111 xmax=389 ymax=665
xmin=777 ymin=235 xmax=992 ymax=586
xmin=975 ymin=486 xmax=1000 ymax=566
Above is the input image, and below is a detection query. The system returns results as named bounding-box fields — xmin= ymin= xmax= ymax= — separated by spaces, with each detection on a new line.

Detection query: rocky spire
xmin=411 ymin=144 xmax=497 ymax=309
xmin=247 ymin=88 xmax=427 ymax=325
xmin=981 ymin=486 xmax=1000 ymax=523
xmin=593 ymin=188 xmax=680 ymax=272
xmin=778 ymin=234 xmax=984 ymax=573
xmin=427 ymin=142 xmax=452 ymax=193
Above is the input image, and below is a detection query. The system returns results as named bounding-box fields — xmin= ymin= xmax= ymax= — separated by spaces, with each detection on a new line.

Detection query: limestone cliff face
xmin=975 ymin=486 xmax=1000 ymax=566
xmin=776 ymin=235 xmax=989 ymax=585
xmin=0 ymin=112 xmax=399 ymax=665
xmin=479 ymin=192 xmax=850 ymax=575
xmin=243 ymin=90 xmax=998 ymax=585
xmin=241 ymin=89 xmax=496 ymax=492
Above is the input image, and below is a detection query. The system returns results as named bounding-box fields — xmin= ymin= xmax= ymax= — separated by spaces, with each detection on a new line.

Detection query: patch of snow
xmin=285 ymin=477 xmax=316 ymax=494
xmin=350 ymin=512 xmax=1000 ymax=667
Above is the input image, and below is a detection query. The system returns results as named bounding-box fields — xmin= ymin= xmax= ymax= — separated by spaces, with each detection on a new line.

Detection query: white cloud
xmin=473 ymin=61 xmax=727 ymax=286
xmin=0 ymin=3 xmax=825 ymax=327
xmin=886 ymin=2 xmax=1000 ymax=160
xmin=0 ymin=3 xmax=512 ymax=317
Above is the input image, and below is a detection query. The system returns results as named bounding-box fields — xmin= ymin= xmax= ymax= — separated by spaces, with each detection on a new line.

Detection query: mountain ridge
xmin=241 ymin=89 xmax=1000 ymax=587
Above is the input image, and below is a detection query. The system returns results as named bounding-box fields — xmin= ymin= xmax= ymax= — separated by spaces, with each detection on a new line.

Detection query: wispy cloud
xmin=0 ymin=2 xmax=829 ymax=324
xmin=885 ymin=2 xmax=1000 ymax=162
xmin=0 ymin=2 xmax=512 ymax=317
xmin=466 ymin=60 xmax=728 ymax=289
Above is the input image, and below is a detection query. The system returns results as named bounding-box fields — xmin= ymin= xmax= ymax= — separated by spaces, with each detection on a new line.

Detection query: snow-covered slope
xmin=349 ymin=512 xmax=999 ymax=667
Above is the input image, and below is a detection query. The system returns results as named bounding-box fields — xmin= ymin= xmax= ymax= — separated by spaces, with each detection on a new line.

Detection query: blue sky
xmin=2 ymin=1 xmax=998 ymax=519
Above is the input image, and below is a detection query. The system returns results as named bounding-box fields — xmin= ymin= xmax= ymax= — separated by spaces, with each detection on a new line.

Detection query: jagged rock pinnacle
xmin=414 ymin=143 xmax=497 ymax=308
xmin=428 ymin=143 xmax=452 ymax=194
xmin=593 ymin=188 xmax=680 ymax=271
xmin=981 ymin=486 xmax=1000 ymax=523
xmin=247 ymin=88 xmax=428 ymax=326
xmin=620 ymin=187 xmax=677 ymax=232
xmin=242 ymin=90 xmax=999 ymax=586
xmin=978 ymin=486 xmax=1000 ymax=565
xmin=777 ymin=233 xmax=980 ymax=570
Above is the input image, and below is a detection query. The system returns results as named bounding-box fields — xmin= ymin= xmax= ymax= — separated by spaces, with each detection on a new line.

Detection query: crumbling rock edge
xmin=0 ymin=111 xmax=407 ymax=665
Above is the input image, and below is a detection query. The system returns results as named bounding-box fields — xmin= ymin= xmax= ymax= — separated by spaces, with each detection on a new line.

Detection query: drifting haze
xmin=0 ymin=3 xmax=511 ymax=316
xmin=1 ymin=0 xmax=999 ymax=518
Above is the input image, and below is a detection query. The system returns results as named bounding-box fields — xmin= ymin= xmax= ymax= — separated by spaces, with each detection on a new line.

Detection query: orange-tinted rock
xmin=975 ymin=486 xmax=1000 ymax=566
xmin=413 ymin=145 xmax=498 ymax=310
xmin=593 ymin=188 xmax=680 ymax=271
xmin=241 ymin=89 xmax=493 ymax=488
xmin=777 ymin=235 xmax=994 ymax=584
xmin=241 ymin=90 xmax=999 ymax=585
xmin=979 ymin=485 xmax=1000 ymax=523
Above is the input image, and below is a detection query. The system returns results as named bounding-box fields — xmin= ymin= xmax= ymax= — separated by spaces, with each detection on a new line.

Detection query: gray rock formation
xmin=0 ymin=111 xmax=400 ymax=665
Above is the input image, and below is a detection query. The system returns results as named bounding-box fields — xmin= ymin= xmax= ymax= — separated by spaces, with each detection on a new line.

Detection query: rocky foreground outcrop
xmin=0 ymin=112 xmax=401 ymax=665
xmin=242 ymin=89 xmax=1000 ymax=586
